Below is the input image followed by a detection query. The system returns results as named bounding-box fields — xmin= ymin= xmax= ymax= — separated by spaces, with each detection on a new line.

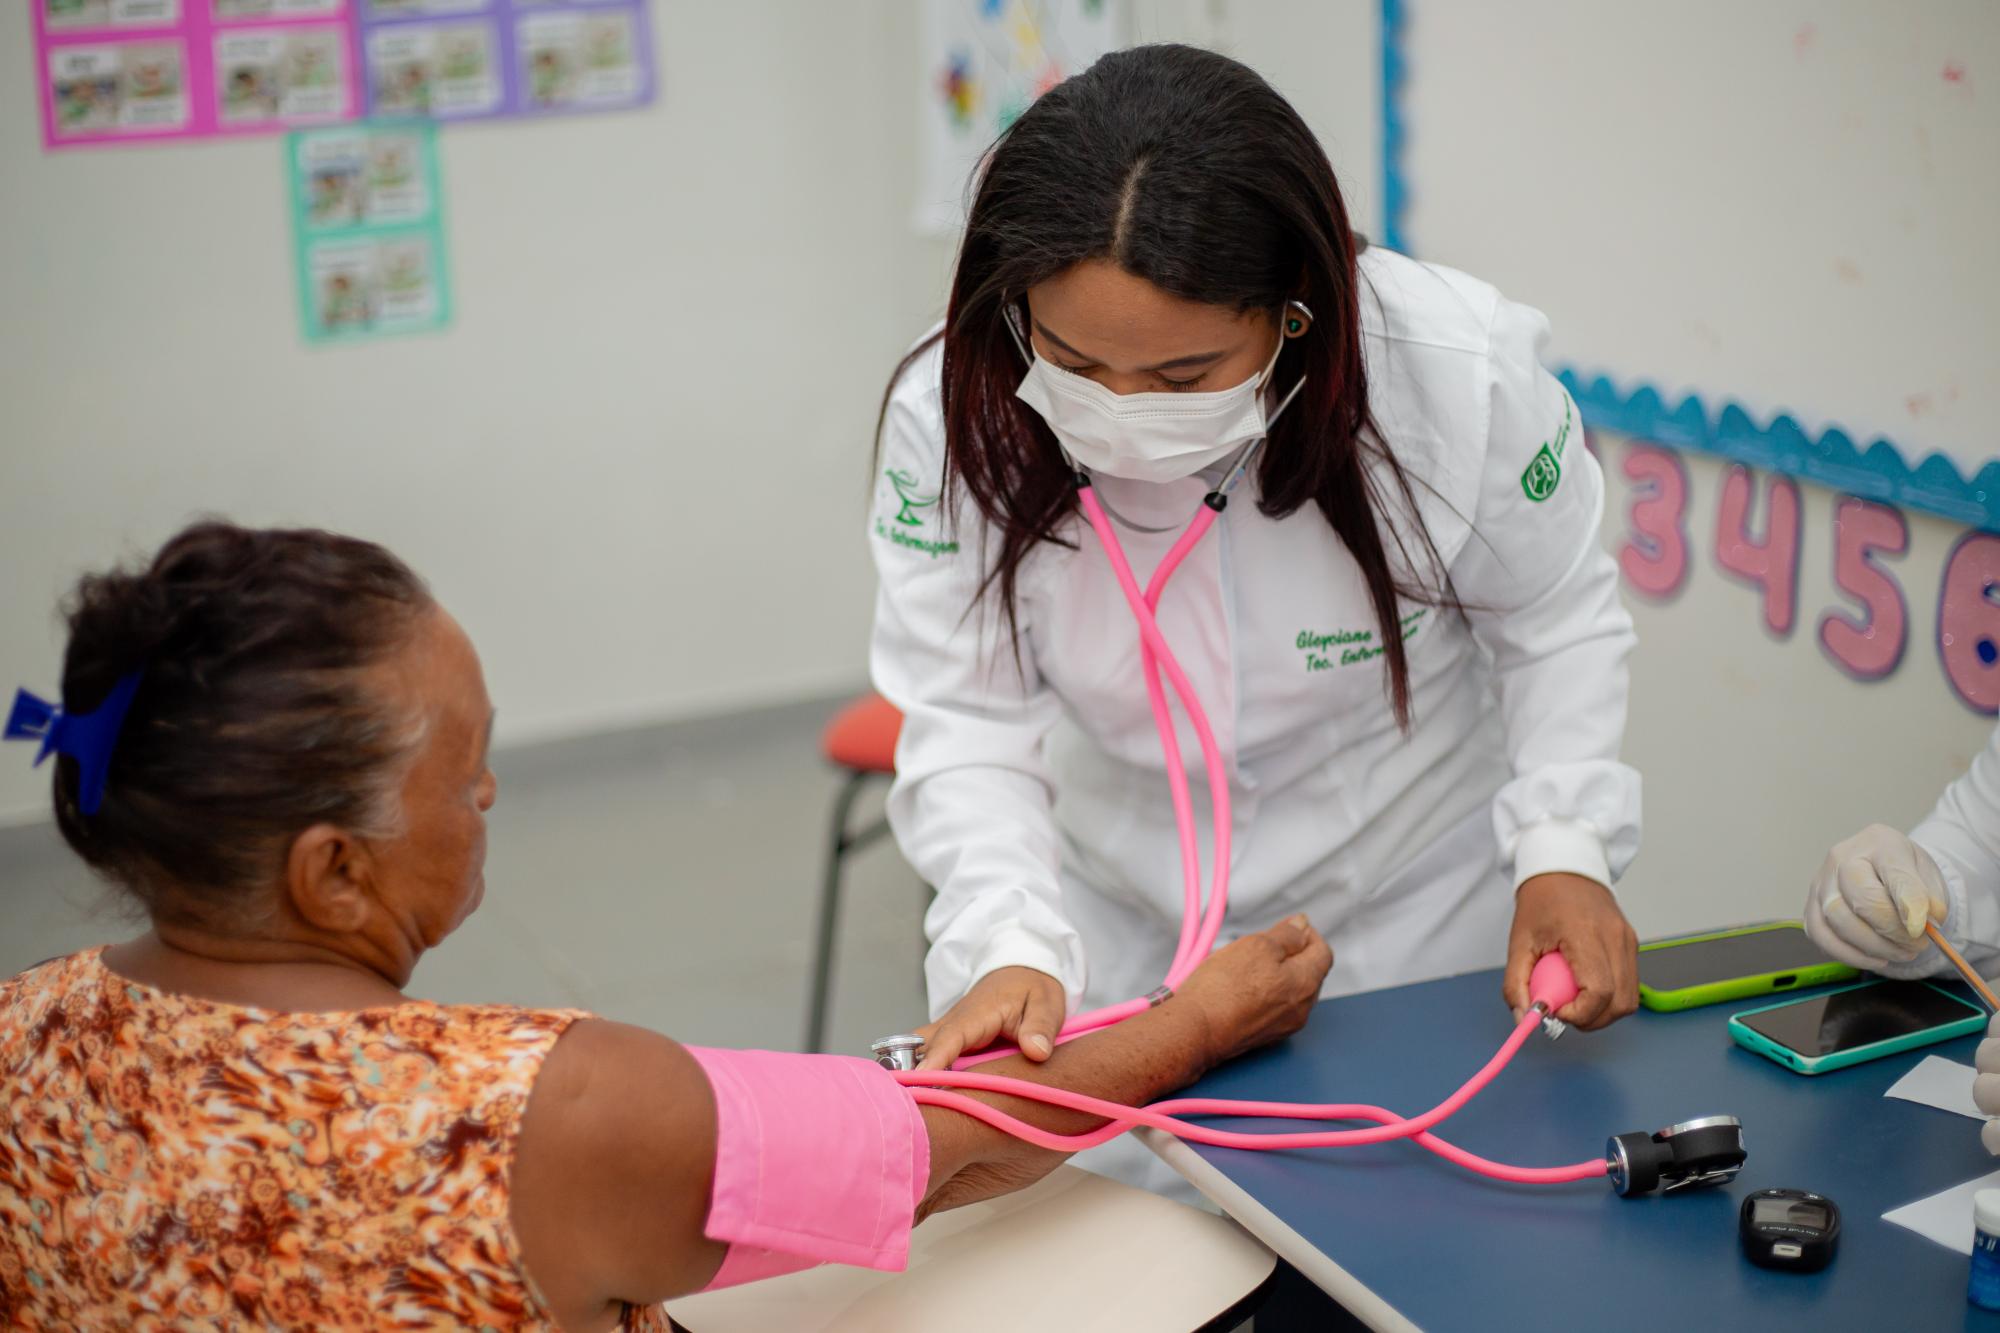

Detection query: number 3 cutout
xmin=1618 ymin=444 xmax=1689 ymax=601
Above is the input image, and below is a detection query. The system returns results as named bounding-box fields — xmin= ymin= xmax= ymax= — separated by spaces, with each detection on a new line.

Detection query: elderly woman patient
xmin=0 ymin=522 xmax=1332 ymax=1331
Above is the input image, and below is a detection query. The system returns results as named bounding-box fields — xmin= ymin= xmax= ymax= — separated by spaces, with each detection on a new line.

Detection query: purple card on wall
xmin=356 ymin=0 xmax=654 ymax=122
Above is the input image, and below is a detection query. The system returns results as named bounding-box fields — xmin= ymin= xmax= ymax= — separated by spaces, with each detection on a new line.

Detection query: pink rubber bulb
xmin=1529 ymin=952 xmax=1579 ymax=1013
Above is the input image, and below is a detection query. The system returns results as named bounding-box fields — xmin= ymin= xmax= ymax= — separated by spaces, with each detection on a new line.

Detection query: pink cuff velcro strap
xmin=686 ymin=1047 xmax=929 ymax=1291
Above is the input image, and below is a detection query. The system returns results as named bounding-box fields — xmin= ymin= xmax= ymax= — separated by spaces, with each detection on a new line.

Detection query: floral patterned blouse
xmin=0 ymin=949 xmax=674 ymax=1331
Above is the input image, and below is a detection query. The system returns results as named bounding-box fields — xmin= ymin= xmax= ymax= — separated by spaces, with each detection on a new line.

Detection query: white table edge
xmin=1138 ymin=1126 xmax=1422 ymax=1333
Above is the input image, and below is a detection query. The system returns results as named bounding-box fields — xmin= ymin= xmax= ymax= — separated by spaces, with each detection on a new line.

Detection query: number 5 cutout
xmin=1818 ymin=498 xmax=1909 ymax=682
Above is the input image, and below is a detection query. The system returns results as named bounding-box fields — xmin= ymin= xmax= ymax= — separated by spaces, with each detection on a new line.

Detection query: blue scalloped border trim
xmin=1559 ymin=369 xmax=2000 ymax=532
xmin=1379 ymin=0 xmax=1408 ymax=254
xmin=1380 ymin=5 xmax=1993 ymax=533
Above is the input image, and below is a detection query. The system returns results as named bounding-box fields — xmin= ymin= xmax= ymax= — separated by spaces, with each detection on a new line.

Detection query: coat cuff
xmin=957 ymin=925 xmax=1081 ymax=1017
xmin=1512 ymin=817 xmax=1612 ymax=892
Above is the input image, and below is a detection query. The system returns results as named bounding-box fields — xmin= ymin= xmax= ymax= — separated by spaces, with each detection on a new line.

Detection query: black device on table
xmin=1740 ymin=1189 xmax=1840 ymax=1271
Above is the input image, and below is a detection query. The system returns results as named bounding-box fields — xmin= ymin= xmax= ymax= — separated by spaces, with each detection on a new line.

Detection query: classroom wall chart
xmin=914 ymin=0 xmax=1124 ymax=234
xmin=288 ymin=122 xmax=451 ymax=342
xmin=35 ymin=0 xmax=364 ymax=148
xmin=32 ymin=0 xmax=654 ymax=148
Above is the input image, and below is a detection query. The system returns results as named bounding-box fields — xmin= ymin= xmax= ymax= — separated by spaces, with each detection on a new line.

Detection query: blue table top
xmin=1173 ymin=967 xmax=2000 ymax=1331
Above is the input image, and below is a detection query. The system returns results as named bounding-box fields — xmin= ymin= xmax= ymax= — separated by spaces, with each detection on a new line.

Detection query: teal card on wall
xmin=288 ymin=120 xmax=451 ymax=343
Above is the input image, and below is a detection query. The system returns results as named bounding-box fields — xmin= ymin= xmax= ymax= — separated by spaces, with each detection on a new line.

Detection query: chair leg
xmin=804 ymin=770 xmax=872 ymax=1054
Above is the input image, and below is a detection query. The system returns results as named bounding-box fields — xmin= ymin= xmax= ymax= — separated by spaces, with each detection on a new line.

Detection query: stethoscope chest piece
xmin=870 ymin=1034 xmax=926 ymax=1072
xmin=1607 ymin=1115 xmax=1747 ymax=1197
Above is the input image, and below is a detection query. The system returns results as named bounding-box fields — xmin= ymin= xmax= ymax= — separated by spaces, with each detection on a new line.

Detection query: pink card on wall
xmin=34 ymin=0 xmax=364 ymax=149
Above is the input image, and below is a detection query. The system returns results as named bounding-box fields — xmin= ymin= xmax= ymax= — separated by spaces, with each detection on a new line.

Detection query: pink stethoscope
xmin=873 ymin=349 xmax=1745 ymax=1198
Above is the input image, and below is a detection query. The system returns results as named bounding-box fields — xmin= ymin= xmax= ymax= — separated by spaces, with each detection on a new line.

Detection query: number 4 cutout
xmin=1715 ymin=466 xmax=1802 ymax=638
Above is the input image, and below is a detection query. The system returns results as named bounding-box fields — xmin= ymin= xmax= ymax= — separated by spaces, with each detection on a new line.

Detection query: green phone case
xmin=1636 ymin=920 xmax=1858 ymax=1013
xmin=1727 ymin=980 xmax=1987 ymax=1075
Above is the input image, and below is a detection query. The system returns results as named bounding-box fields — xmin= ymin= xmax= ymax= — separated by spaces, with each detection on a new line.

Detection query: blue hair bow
xmin=5 ymin=671 xmax=142 ymax=816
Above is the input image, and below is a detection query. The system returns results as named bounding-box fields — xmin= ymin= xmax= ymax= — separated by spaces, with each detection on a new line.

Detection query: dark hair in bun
xmin=53 ymin=521 xmax=433 ymax=925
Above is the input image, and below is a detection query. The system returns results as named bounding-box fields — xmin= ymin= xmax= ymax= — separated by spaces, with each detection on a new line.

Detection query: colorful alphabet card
xmin=35 ymin=0 xmax=363 ymax=148
xmin=33 ymin=0 xmax=654 ymax=149
xmin=357 ymin=0 xmax=654 ymax=122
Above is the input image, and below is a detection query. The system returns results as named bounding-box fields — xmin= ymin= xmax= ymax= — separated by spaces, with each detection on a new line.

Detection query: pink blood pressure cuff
xmin=685 ymin=1046 xmax=929 ymax=1291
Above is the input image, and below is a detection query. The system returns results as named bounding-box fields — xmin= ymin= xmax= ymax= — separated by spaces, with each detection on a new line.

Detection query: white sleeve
xmin=1910 ymin=722 xmax=2000 ymax=973
xmin=1449 ymin=297 xmax=1642 ymax=891
xmin=867 ymin=358 xmax=1087 ymax=1019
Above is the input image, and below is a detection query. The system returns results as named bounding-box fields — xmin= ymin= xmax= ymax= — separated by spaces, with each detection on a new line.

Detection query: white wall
xmin=0 ymin=3 xmax=939 ymax=822
xmin=1401 ymin=0 xmax=1998 ymax=471
xmin=9 ymin=1 xmax=1957 ymax=948
xmin=0 ymin=2 xmax=1383 ymax=822
xmin=1395 ymin=1 xmax=2000 ymax=939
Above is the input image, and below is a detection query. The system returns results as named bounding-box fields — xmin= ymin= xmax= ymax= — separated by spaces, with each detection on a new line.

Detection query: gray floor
xmin=0 ymin=693 xmax=933 ymax=1058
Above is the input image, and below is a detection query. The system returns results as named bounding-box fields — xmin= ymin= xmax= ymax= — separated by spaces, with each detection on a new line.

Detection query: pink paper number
xmin=1715 ymin=466 xmax=1802 ymax=638
xmin=1818 ymin=499 xmax=1909 ymax=681
xmin=1618 ymin=444 xmax=1689 ymax=601
xmin=1938 ymin=532 xmax=2000 ymax=715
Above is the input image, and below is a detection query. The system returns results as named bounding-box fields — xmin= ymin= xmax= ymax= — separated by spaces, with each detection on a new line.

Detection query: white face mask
xmin=1009 ymin=305 xmax=1306 ymax=484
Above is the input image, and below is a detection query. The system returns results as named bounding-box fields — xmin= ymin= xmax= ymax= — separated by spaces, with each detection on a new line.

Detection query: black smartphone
xmin=1728 ymin=980 xmax=1987 ymax=1074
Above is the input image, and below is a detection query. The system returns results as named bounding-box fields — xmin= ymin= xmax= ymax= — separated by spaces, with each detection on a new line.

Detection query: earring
xmin=1284 ymin=300 xmax=1314 ymax=337
xmin=1286 ymin=317 xmax=1304 ymax=335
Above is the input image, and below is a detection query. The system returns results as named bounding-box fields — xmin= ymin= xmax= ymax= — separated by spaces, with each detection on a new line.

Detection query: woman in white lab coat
xmin=869 ymin=44 xmax=1643 ymax=1095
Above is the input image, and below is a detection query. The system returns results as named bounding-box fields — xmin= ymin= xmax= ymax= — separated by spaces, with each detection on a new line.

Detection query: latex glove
xmin=1974 ymin=1013 xmax=2000 ymax=1155
xmin=1802 ymin=824 xmax=1949 ymax=970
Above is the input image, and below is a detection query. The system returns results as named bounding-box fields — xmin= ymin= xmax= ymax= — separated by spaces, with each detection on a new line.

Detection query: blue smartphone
xmin=1728 ymin=980 xmax=1986 ymax=1075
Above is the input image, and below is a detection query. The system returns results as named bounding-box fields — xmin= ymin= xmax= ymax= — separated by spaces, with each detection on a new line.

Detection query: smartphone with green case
xmin=1728 ymin=979 xmax=1986 ymax=1075
xmin=1637 ymin=921 xmax=1857 ymax=1013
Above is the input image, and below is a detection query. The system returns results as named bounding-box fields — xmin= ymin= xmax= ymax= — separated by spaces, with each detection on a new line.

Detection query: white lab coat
xmin=868 ymin=247 xmax=1642 ymax=1030
xmin=1875 ymin=721 xmax=2000 ymax=980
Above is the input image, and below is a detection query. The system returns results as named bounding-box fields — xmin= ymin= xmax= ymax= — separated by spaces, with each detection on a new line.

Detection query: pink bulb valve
xmin=1529 ymin=952 xmax=1579 ymax=1040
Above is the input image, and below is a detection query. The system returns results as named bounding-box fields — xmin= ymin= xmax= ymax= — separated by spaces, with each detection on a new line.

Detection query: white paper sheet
xmin=1883 ymin=1169 xmax=2000 ymax=1254
xmin=1885 ymin=1056 xmax=1994 ymax=1122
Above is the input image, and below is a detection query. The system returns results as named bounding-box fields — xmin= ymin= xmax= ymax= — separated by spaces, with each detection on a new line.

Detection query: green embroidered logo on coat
xmin=875 ymin=468 xmax=958 ymax=557
xmin=885 ymin=468 xmax=938 ymax=527
xmin=1519 ymin=398 xmax=1574 ymax=503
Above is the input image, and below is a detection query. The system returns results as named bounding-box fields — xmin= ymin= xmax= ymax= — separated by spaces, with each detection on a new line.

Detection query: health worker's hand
xmin=1175 ymin=915 xmax=1334 ymax=1066
xmin=916 ymin=966 xmax=1067 ymax=1072
xmin=1503 ymin=873 xmax=1638 ymax=1031
xmin=1803 ymin=824 xmax=1948 ymax=970
xmin=1975 ymin=1013 xmax=2000 ymax=1155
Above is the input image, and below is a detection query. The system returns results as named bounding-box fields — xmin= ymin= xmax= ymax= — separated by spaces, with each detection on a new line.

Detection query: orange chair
xmin=804 ymin=693 xmax=905 ymax=1053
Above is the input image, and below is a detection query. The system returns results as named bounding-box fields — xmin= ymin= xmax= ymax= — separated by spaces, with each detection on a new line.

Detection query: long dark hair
xmin=882 ymin=43 xmax=1451 ymax=726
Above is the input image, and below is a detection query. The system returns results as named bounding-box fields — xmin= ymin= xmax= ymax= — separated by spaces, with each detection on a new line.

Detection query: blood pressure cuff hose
xmin=685 ymin=1046 xmax=930 ymax=1291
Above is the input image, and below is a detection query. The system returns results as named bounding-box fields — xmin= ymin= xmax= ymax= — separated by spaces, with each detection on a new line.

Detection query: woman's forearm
xmin=918 ymin=995 xmax=1216 ymax=1194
